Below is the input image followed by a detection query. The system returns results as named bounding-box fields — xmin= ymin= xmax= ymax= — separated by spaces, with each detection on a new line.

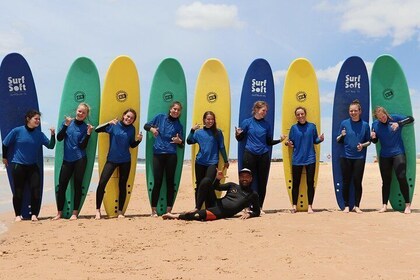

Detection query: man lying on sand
xmin=163 ymin=168 xmax=260 ymax=221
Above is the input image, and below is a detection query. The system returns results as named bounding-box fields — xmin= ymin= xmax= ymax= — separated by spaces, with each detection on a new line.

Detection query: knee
xmin=199 ymin=178 xmax=212 ymax=189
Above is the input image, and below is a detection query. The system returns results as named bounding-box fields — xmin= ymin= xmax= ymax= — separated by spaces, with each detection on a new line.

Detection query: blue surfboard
xmin=332 ymin=56 xmax=369 ymax=210
xmin=0 ymin=53 xmax=43 ymax=219
xmin=238 ymin=58 xmax=275 ymax=193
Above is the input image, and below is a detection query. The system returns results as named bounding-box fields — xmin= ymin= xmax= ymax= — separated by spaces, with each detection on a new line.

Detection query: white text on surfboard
xmin=251 ymin=79 xmax=267 ymax=93
xmin=345 ymin=75 xmax=361 ymax=89
xmin=8 ymin=76 xmax=27 ymax=92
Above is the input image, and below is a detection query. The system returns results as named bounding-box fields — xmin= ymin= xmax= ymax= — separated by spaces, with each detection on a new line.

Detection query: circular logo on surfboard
xmin=116 ymin=90 xmax=127 ymax=102
xmin=383 ymin=88 xmax=394 ymax=100
xmin=162 ymin=91 xmax=174 ymax=102
xmin=296 ymin=91 xmax=307 ymax=102
xmin=207 ymin=92 xmax=217 ymax=103
xmin=74 ymin=91 xmax=86 ymax=102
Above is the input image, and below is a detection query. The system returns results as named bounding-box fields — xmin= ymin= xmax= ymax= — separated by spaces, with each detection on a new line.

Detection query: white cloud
xmin=0 ymin=28 xmax=27 ymax=54
xmin=316 ymin=61 xmax=344 ymax=82
xmin=176 ymin=1 xmax=245 ymax=30
xmin=318 ymin=0 xmax=420 ymax=46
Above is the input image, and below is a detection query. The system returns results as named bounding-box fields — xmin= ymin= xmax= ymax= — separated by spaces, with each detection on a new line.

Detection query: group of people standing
xmin=1 ymin=98 xmax=415 ymax=222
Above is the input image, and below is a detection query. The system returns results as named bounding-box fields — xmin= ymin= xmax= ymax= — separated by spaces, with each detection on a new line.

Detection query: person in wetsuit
xmin=371 ymin=106 xmax=414 ymax=214
xmin=162 ymin=168 xmax=260 ymax=221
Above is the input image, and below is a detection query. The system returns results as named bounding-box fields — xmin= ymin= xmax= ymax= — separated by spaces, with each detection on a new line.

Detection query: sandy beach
xmin=1 ymin=162 xmax=420 ymax=280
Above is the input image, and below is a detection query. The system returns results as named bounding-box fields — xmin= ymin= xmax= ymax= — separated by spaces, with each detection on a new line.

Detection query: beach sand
xmin=1 ymin=162 xmax=420 ymax=280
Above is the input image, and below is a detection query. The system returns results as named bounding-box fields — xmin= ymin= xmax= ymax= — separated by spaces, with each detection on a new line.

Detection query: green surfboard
xmin=145 ymin=58 xmax=187 ymax=216
xmin=371 ymin=54 xmax=416 ymax=211
xmin=54 ymin=57 xmax=100 ymax=218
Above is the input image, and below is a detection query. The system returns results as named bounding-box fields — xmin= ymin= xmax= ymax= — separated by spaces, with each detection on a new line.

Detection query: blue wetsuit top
xmin=187 ymin=127 xmax=228 ymax=166
xmin=237 ymin=117 xmax=275 ymax=155
xmin=96 ymin=121 xmax=138 ymax=163
xmin=2 ymin=125 xmax=55 ymax=165
xmin=57 ymin=119 xmax=89 ymax=162
xmin=371 ymin=114 xmax=411 ymax=157
xmin=144 ymin=113 xmax=184 ymax=155
xmin=288 ymin=122 xmax=321 ymax=165
xmin=337 ymin=118 xmax=370 ymax=159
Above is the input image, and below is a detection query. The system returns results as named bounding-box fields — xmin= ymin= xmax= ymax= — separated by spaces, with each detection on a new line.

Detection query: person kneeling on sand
xmin=163 ymin=168 xmax=260 ymax=221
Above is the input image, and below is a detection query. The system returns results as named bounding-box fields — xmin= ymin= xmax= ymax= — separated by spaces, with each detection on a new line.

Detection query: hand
xmin=390 ymin=122 xmax=399 ymax=131
xmin=280 ymin=135 xmax=287 ymax=142
xmin=170 ymin=133 xmax=182 ymax=144
xmin=150 ymin=127 xmax=159 ymax=137
xmin=215 ymin=168 xmax=225 ymax=180
xmin=235 ymin=126 xmax=243 ymax=136
xmin=87 ymin=124 xmax=94 ymax=135
xmin=240 ymin=212 xmax=251 ymax=219
xmin=319 ymin=133 xmax=325 ymax=142
xmin=370 ymin=129 xmax=376 ymax=139
xmin=50 ymin=127 xmax=55 ymax=135
xmin=192 ymin=123 xmax=201 ymax=130
xmin=2 ymin=158 xmax=8 ymax=167
xmin=341 ymin=127 xmax=346 ymax=136
xmin=137 ymin=132 xmax=143 ymax=142
xmin=109 ymin=118 xmax=119 ymax=125
xmin=223 ymin=162 xmax=230 ymax=169
xmin=357 ymin=143 xmax=363 ymax=152
xmin=287 ymin=140 xmax=294 ymax=148
xmin=64 ymin=116 xmax=73 ymax=126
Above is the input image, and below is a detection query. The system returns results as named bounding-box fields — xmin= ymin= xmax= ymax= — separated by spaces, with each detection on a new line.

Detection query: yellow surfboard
xmin=282 ymin=58 xmax=320 ymax=211
xmin=98 ymin=55 xmax=140 ymax=217
xmin=191 ymin=58 xmax=231 ymax=194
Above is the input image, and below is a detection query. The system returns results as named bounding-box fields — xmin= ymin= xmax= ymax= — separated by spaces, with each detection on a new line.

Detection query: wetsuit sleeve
xmin=213 ymin=180 xmax=230 ymax=191
xmin=79 ymin=134 xmax=91 ymax=149
xmin=235 ymin=131 xmax=245 ymax=141
xmin=46 ymin=134 xmax=56 ymax=149
xmin=130 ymin=140 xmax=141 ymax=148
xmin=144 ymin=123 xmax=153 ymax=131
xmin=186 ymin=129 xmax=196 ymax=145
xmin=95 ymin=122 xmax=110 ymax=133
xmin=398 ymin=116 xmax=414 ymax=127
xmin=2 ymin=144 xmax=8 ymax=159
xmin=56 ymin=124 xmax=67 ymax=142
xmin=248 ymin=192 xmax=261 ymax=217
xmin=217 ymin=131 xmax=228 ymax=163
xmin=220 ymin=147 xmax=228 ymax=163
xmin=267 ymin=138 xmax=281 ymax=146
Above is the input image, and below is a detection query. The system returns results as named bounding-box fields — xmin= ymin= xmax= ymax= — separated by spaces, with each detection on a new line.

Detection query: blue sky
xmin=1 ymin=0 xmax=419 ymax=160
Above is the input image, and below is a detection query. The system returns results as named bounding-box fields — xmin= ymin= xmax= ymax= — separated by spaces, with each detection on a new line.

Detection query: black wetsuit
xmin=178 ymin=178 xmax=260 ymax=221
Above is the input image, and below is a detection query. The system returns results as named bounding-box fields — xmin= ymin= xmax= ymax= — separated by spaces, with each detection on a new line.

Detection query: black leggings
xmin=194 ymin=163 xmax=217 ymax=209
xmin=292 ymin=163 xmax=316 ymax=205
xmin=152 ymin=154 xmax=177 ymax=207
xmin=243 ymin=150 xmax=270 ymax=208
xmin=96 ymin=161 xmax=131 ymax=211
xmin=379 ymin=154 xmax=410 ymax=204
xmin=56 ymin=157 xmax=87 ymax=212
xmin=11 ymin=163 xmax=41 ymax=217
xmin=340 ymin=158 xmax=365 ymax=207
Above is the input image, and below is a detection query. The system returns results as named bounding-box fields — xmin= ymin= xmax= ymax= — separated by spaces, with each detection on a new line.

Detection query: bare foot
xmin=343 ymin=206 xmax=350 ymax=213
xmin=151 ymin=208 xmax=158 ymax=217
xmin=307 ymin=205 xmax=314 ymax=214
xmin=69 ymin=215 xmax=78 ymax=220
xmin=117 ymin=211 xmax=125 ymax=219
xmin=166 ymin=207 xmax=173 ymax=214
xmin=404 ymin=204 xmax=411 ymax=214
xmin=260 ymin=209 xmax=266 ymax=215
xmin=95 ymin=210 xmax=101 ymax=220
xmin=290 ymin=206 xmax=297 ymax=214
xmin=354 ymin=207 xmax=363 ymax=214
xmin=378 ymin=205 xmax=387 ymax=213
xmin=162 ymin=213 xmax=178 ymax=220
xmin=15 ymin=216 xmax=22 ymax=222
xmin=52 ymin=214 xmax=61 ymax=221
xmin=31 ymin=215 xmax=39 ymax=221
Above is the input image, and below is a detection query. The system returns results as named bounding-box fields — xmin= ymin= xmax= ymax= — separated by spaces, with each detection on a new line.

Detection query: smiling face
xmin=239 ymin=172 xmax=252 ymax=187
xmin=169 ymin=103 xmax=182 ymax=119
xmin=27 ymin=114 xmax=41 ymax=128
xmin=75 ymin=104 xmax=89 ymax=121
xmin=203 ymin=113 xmax=215 ymax=128
xmin=254 ymin=105 xmax=268 ymax=119
xmin=122 ymin=111 xmax=136 ymax=125
xmin=295 ymin=108 xmax=306 ymax=124
xmin=349 ymin=104 xmax=361 ymax=121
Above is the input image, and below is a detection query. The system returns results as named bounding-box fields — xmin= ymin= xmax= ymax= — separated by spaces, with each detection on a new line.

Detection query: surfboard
xmin=98 ymin=55 xmax=140 ymax=218
xmin=371 ymin=54 xmax=415 ymax=211
xmin=238 ymin=58 xmax=275 ymax=194
xmin=191 ymin=58 xmax=230 ymax=193
xmin=145 ymin=58 xmax=187 ymax=216
xmin=54 ymin=57 xmax=100 ymax=218
xmin=332 ymin=56 xmax=369 ymax=210
xmin=0 ymin=53 xmax=43 ymax=219
xmin=282 ymin=58 xmax=320 ymax=211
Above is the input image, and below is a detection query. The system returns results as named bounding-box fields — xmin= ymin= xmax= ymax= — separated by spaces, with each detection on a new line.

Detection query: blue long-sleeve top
xmin=2 ymin=125 xmax=55 ymax=165
xmin=288 ymin=122 xmax=322 ymax=165
xmin=57 ymin=119 xmax=90 ymax=162
xmin=236 ymin=117 xmax=279 ymax=155
xmin=337 ymin=118 xmax=370 ymax=159
xmin=371 ymin=114 xmax=414 ymax=157
xmin=95 ymin=121 xmax=139 ymax=163
xmin=187 ymin=127 xmax=228 ymax=166
xmin=144 ymin=113 xmax=184 ymax=154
